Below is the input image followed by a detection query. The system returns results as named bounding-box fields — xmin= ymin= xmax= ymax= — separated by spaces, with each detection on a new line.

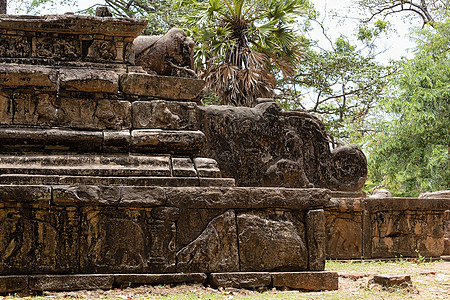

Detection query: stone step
xmin=0 ymin=154 xmax=224 ymax=179
xmin=0 ymin=128 xmax=205 ymax=155
xmin=0 ymin=174 xmax=235 ymax=187
xmin=0 ymin=154 xmax=171 ymax=176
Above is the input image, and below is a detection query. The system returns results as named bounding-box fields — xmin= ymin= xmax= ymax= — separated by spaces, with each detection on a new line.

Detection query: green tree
xmin=179 ymin=0 xmax=314 ymax=107
xmin=276 ymin=19 xmax=396 ymax=147
xmin=367 ymin=20 xmax=450 ymax=196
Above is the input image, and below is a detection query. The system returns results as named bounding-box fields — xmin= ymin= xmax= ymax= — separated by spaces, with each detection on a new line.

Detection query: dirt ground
xmin=2 ymin=260 xmax=449 ymax=300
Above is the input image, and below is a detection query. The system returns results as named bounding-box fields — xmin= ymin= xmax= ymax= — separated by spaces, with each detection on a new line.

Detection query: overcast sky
xmin=8 ymin=0 xmax=417 ymax=62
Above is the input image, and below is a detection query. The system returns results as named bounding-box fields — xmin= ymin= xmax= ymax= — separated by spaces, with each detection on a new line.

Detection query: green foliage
xmin=103 ymin=0 xmax=191 ymax=34
xmin=276 ymin=30 xmax=396 ymax=146
xmin=367 ymin=20 xmax=450 ymax=196
xmin=179 ymin=0 xmax=315 ymax=107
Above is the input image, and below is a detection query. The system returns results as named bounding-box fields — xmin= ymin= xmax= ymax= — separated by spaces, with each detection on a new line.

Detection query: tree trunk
xmin=0 ymin=0 xmax=6 ymax=14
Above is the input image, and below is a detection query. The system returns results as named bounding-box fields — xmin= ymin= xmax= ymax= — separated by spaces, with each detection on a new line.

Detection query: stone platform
xmin=0 ymin=12 xmax=340 ymax=294
xmin=0 ymin=185 xmax=338 ymax=293
xmin=0 ymin=271 xmax=338 ymax=294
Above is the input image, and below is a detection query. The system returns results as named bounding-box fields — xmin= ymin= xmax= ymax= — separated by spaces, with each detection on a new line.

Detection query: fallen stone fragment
xmin=372 ymin=274 xmax=412 ymax=288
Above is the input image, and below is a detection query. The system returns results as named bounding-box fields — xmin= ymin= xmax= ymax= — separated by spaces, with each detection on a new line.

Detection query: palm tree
xmin=180 ymin=0 xmax=313 ymax=107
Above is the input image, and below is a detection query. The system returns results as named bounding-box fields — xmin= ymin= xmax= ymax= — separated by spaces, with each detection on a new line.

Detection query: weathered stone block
xmin=176 ymin=210 xmax=239 ymax=273
xmin=45 ymin=129 xmax=103 ymax=152
xmin=59 ymin=69 xmax=118 ymax=93
xmin=176 ymin=208 xmax=225 ymax=251
xmin=0 ymin=35 xmax=31 ymax=58
xmin=199 ymin=178 xmax=236 ymax=187
xmin=172 ymin=157 xmax=197 ymax=177
xmin=114 ymin=273 xmax=207 ymax=288
xmin=0 ymin=275 xmax=28 ymax=293
xmin=0 ymin=92 xmax=12 ymax=125
xmin=0 ymin=185 xmax=51 ymax=202
xmin=249 ymin=188 xmax=330 ymax=210
xmin=0 ymin=65 xmax=56 ymax=88
xmin=29 ymin=274 xmax=114 ymax=291
xmin=79 ymin=207 xmax=154 ymax=273
xmin=325 ymin=211 xmax=363 ymax=259
xmin=370 ymin=210 xmax=445 ymax=258
xmin=237 ymin=210 xmax=307 ymax=271
xmin=59 ymin=98 xmax=131 ymax=130
xmin=52 ymin=185 xmax=121 ymax=206
xmin=103 ymin=131 xmax=130 ymax=152
xmin=271 ymin=271 xmax=338 ymax=291
xmin=132 ymin=100 xmax=197 ymax=130
xmin=193 ymin=158 xmax=221 ymax=178
xmin=13 ymin=93 xmax=61 ymax=126
xmin=166 ymin=187 xmax=248 ymax=209
xmin=208 ymin=272 xmax=271 ymax=288
xmin=119 ymin=73 xmax=205 ymax=100
xmin=0 ymin=202 xmax=80 ymax=274
xmin=307 ymin=209 xmax=326 ymax=270
xmin=372 ymin=274 xmax=412 ymax=287
xmin=130 ymin=129 xmax=205 ymax=154
xmin=119 ymin=186 xmax=167 ymax=207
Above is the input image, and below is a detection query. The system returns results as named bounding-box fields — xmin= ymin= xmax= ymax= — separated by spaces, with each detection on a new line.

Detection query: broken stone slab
xmin=0 ymin=275 xmax=28 ymax=293
xmin=119 ymin=73 xmax=205 ymax=100
xmin=193 ymin=158 xmax=222 ymax=178
xmin=208 ymin=272 xmax=271 ymax=288
xmin=130 ymin=129 xmax=205 ymax=155
xmin=176 ymin=210 xmax=240 ymax=273
xmin=372 ymin=274 xmax=412 ymax=287
xmin=114 ymin=273 xmax=206 ymax=288
xmin=59 ymin=69 xmax=118 ymax=93
xmin=271 ymin=271 xmax=338 ymax=291
xmin=29 ymin=274 xmax=114 ymax=291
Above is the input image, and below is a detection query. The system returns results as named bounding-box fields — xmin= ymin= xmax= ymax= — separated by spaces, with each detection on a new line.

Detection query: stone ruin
xmin=0 ymin=11 xmax=448 ymax=295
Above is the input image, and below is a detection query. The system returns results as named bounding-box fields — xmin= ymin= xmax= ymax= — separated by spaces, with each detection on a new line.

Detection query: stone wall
xmin=325 ymin=197 xmax=449 ymax=259
xmin=0 ymin=185 xmax=330 ymax=274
